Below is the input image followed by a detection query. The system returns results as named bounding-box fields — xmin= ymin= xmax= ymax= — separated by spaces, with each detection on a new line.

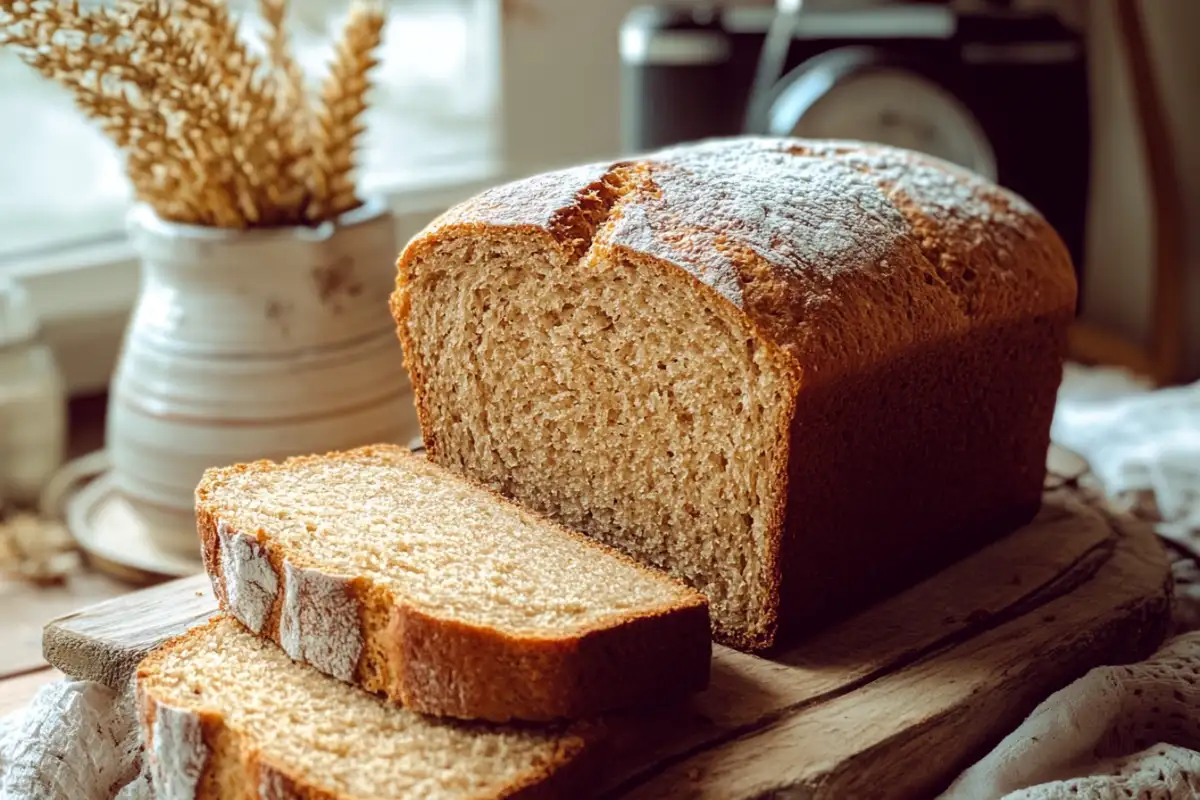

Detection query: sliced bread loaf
xmin=196 ymin=444 xmax=710 ymax=723
xmin=137 ymin=617 xmax=591 ymax=800
xmin=392 ymin=136 xmax=1077 ymax=650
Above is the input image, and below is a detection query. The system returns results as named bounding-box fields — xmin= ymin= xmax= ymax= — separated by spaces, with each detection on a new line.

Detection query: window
xmin=1 ymin=0 xmax=641 ymax=394
xmin=0 ymin=0 xmax=499 ymax=263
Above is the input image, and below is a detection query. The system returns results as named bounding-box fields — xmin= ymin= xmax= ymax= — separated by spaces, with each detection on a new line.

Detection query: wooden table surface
xmin=0 ymin=393 xmax=144 ymax=717
xmin=0 ymin=541 xmax=139 ymax=718
xmin=0 ymin=668 xmax=64 ymax=716
xmin=0 ymin=571 xmax=132 ymax=676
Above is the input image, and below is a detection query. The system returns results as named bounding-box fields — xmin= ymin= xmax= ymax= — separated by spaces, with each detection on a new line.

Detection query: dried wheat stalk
xmin=308 ymin=1 xmax=384 ymax=223
xmin=259 ymin=0 xmax=318 ymax=222
xmin=0 ymin=0 xmax=203 ymax=219
xmin=261 ymin=0 xmax=312 ymax=131
xmin=0 ymin=0 xmax=387 ymax=228
xmin=124 ymin=0 xmax=256 ymax=226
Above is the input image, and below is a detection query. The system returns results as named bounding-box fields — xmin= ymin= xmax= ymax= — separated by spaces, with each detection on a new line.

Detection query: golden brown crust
xmin=392 ymin=136 xmax=1078 ymax=651
xmin=770 ymin=310 xmax=1071 ymax=647
xmin=388 ymin=601 xmax=711 ymax=722
xmin=395 ymin=137 xmax=1075 ymax=383
xmin=254 ymin=759 xmax=340 ymax=800
xmin=196 ymin=445 xmax=711 ymax=723
xmin=136 ymin=621 xmax=596 ymax=799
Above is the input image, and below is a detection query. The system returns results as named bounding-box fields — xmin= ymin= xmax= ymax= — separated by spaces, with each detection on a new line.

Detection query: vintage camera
xmin=620 ymin=0 xmax=1091 ymax=285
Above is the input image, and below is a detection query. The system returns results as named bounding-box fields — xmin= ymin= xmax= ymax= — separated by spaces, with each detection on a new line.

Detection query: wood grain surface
xmin=40 ymin=479 xmax=1173 ymax=798
xmin=41 ymin=573 xmax=214 ymax=690
xmin=607 ymin=493 xmax=1170 ymax=798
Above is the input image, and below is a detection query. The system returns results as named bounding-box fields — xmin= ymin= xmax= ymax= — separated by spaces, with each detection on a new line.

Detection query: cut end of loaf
xmin=137 ymin=617 xmax=593 ymax=800
xmin=397 ymin=231 xmax=794 ymax=649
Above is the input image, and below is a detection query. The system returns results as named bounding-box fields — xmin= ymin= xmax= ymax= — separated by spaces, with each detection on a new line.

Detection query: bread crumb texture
xmin=395 ymin=136 xmax=1077 ymax=648
xmin=199 ymin=445 xmax=695 ymax=635
xmin=139 ymin=618 xmax=586 ymax=799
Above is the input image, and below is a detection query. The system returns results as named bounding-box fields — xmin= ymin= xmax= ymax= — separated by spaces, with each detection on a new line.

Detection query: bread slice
xmin=392 ymin=136 xmax=1076 ymax=650
xmin=137 ymin=617 xmax=592 ymax=799
xmin=196 ymin=444 xmax=710 ymax=723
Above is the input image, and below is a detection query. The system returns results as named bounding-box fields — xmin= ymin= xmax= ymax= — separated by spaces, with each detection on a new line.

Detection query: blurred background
xmin=0 ymin=0 xmax=1197 ymax=700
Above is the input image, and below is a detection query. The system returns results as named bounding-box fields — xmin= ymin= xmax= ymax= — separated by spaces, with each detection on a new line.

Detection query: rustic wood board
xmin=41 ymin=572 xmax=213 ymax=689
xmin=43 ymin=478 xmax=1171 ymax=799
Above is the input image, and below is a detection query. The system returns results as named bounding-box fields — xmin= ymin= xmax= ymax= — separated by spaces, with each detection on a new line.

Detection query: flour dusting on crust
xmin=279 ymin=561 xmax=362 ymax=682
xmin=149 ymin=703 xmax=207 ymax=799
xmin=606 ymin=201 xmax=745 ymax=307
xmin=607 ymin=137 xmax=911 ymax=305
xmin=782 ymin=138 xmax=1063 ymax=318
xmin=217 ymin=521 xmax=278 ymax=634
xmin=794 ymin=139 xmax=1036 ymax=230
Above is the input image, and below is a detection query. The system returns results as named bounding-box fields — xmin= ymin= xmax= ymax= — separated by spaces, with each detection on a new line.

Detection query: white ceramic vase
xmin=108 ymin=198 xmax=420 ymax=558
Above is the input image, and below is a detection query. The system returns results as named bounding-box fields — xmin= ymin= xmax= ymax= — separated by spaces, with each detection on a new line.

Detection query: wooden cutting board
xmin=43 ymin=460 xmax=1172 ymax=799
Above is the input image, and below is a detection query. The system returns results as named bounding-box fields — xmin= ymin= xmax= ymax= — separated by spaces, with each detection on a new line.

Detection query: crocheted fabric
xmin=941 ymin=634 xmax=1200 ymax=799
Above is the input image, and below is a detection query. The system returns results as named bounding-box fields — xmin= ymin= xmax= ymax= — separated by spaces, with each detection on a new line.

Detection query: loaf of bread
xmin=392 ymin=136 xmax=1077 ymax=650
xmin=196 ymin=444 xmax=710 ymax=722
xmin=137 ymin=617 xmax=591 ymax=799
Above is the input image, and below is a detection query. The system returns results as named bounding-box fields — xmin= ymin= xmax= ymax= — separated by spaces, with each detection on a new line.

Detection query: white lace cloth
xmin=940 ymin=634 xmax=1200 ymax=799
xmin=6 ymin=364 xmax=1200 ymax=800
xmin=0 ymin=676 xmax=149 ymax=800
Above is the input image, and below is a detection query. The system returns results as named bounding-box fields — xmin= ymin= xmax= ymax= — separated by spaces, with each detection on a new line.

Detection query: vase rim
xmin=126 ymin=195 xmax=392 ymax=243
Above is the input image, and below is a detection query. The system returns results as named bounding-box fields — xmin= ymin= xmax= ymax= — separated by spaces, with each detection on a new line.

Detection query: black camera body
xmin=620 ymin=1 xmax=1091 ymax=287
